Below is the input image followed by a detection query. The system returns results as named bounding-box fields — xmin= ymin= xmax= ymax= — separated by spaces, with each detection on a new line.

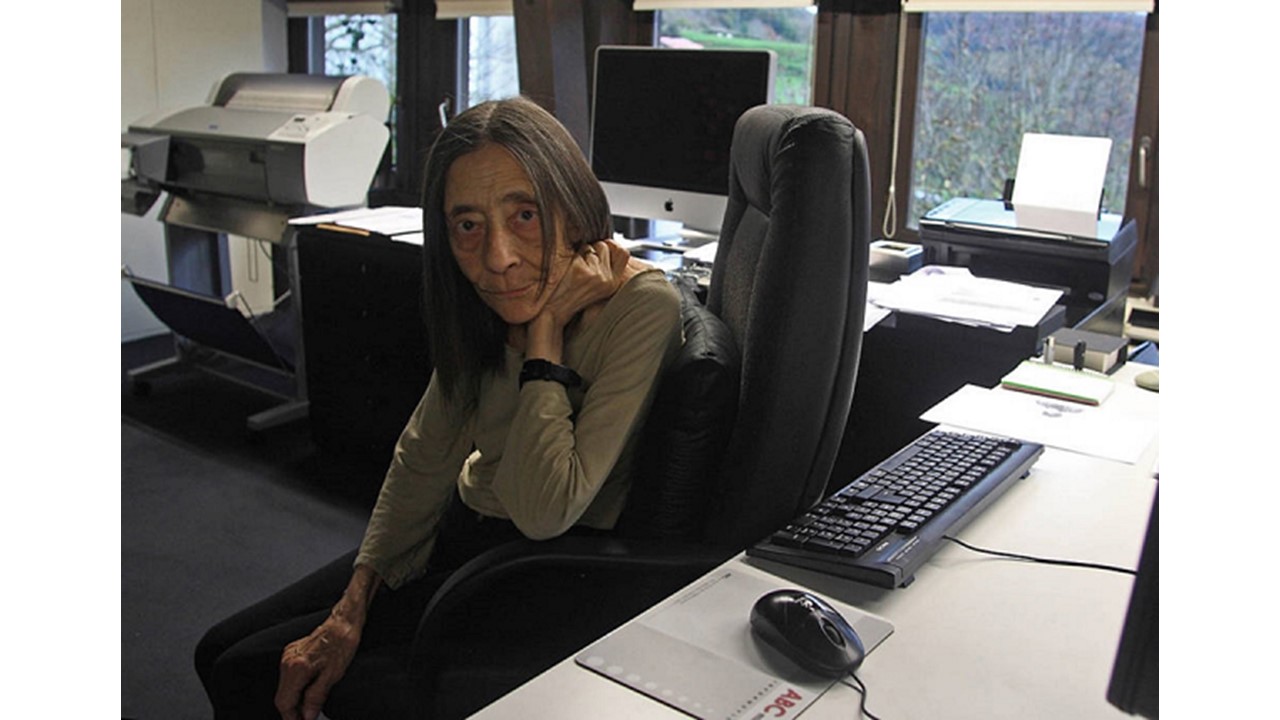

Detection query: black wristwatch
xmin=519 ymin=359 xmax=583 ymax=389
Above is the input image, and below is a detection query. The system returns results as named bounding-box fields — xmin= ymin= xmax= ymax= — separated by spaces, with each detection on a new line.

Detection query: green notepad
xmin=1001 ymin=360 xmax=1115 ymax=406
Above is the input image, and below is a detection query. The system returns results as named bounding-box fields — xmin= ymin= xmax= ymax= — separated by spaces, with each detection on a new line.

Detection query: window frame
xmin=813 ymin=1 xmax=1158 ymax=291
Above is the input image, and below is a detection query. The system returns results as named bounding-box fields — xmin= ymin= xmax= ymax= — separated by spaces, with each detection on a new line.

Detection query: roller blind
xmin=288 ymin=1 xmax=399 ymax=17
xmin=436 ymin=0 xmax=514 ymax=18
xmin=902 ymin=0 xmax=1154 ymax=11
xmin=635 ymin=1 xmax=815 ymax=10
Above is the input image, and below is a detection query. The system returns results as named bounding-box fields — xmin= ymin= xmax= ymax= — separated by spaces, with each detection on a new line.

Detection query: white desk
xmin=475 ymin=363 xmax=1159 ymax=720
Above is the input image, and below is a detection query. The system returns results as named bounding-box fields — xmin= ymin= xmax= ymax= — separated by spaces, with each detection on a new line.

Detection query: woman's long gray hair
xmin=420 ymin=97 xmax=612 ymax=408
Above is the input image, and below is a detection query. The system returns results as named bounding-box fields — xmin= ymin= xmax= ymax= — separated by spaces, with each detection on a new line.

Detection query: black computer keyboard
xmin=748 ymin=430 xmax=1044 ymax=588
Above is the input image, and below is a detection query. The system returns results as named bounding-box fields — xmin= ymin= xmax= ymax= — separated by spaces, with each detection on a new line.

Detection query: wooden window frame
xmin=813 ymin=0 xmax=1158 ymax=290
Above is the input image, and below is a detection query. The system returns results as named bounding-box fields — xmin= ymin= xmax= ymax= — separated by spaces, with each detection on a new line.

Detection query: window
xmin=325 ymin=14 xmax=398 ymax=162
xmin=323 ymin=14 xmax=398 ymax=90
xmin=655 ymin=6 xmax=818 ymax=104
xmin=908 ymin=11 xmax=1146 ymax=226
xmin=460 ymin=15 xmax=520 ymax=108
xmin=306 ymin=13 xmax=399 ymax=171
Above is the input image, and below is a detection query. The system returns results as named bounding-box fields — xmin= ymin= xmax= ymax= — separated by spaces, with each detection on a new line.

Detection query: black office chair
xmin=398 ymin=105 xmax=871 ymax=719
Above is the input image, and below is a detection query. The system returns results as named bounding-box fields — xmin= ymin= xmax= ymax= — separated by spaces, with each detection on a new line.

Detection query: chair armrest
xmin=408 ymin=536 xmax=736 ymax=668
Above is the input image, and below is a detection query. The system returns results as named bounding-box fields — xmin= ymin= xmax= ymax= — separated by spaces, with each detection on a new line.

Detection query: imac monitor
xmin=590 ymin=46 xmax=776 ymax=238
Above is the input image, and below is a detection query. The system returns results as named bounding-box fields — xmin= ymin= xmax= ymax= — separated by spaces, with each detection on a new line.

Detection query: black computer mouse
xmin=749 ymin=589 xmax=866 ymax=678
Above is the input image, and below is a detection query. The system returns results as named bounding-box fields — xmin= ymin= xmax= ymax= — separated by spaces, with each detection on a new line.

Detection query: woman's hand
xmin=275 ymin=615 xmax=362 ymax=720
xmin=525 ymin=239 xmax=630 ymax=363
xmin=274 ymin=565 xmax=379 ymax=720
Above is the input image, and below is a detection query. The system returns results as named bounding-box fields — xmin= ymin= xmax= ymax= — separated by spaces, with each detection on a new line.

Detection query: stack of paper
xmin=289 ymin=206 xmax=424 ymax=244
xmin=871 ymin=266 xmax=1063 ymax=332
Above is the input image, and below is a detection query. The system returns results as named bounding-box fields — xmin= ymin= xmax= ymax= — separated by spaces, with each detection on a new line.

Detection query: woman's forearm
xmin=333 ymin=564 xmax=381 ymax=625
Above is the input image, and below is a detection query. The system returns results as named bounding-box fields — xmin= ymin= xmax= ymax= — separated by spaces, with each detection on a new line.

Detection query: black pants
xmin=195 ymin=495 xmax=527 ymax=720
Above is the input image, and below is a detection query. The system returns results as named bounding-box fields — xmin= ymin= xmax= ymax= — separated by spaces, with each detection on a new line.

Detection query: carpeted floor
xmin=121 ymin=336 xmax=383 ymax=720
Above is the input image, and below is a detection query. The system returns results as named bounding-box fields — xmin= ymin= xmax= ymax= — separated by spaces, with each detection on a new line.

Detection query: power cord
xmin=831 ymin=538 xmax=1133 ymax=720
xmin=943 ymin=535 xmax=1136 ymax=576
xmin=840 ymin=673 xmax=883 ymax=720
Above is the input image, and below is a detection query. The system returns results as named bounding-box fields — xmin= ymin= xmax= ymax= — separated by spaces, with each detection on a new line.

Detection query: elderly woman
xmin=195 ymin=97 xmax=682 ymax=720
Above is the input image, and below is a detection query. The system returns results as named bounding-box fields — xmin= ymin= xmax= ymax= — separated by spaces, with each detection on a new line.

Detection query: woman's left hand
xmin=525 ymin=239 xmax=630 ymax=362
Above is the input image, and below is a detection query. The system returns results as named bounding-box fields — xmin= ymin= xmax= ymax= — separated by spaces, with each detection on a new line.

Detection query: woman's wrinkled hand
xmin=274 ymin=614 xmax=362 ymax=720
xmin=523 ymin=239 xmax=631 ymax=363
xmin=540 ymin=239 xmax=629 ymax=330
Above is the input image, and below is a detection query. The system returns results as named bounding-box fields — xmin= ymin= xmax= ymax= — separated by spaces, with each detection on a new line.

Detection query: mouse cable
xmin=839 ymin=673 xmax=884 ymax=720
xmin=943 ymin=535 xmax=1136 ymax=576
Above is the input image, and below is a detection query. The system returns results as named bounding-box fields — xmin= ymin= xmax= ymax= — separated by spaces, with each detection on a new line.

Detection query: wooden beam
xmin=514 ymin=0 xmax=591 ymax=152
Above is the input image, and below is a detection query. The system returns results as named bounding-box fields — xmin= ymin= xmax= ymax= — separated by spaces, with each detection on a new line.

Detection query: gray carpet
xmin=122 ymin=337 xmax=380 ymax=720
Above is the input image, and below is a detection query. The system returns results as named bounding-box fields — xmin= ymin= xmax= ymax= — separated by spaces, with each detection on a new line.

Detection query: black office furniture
xmin=919 ymin=197 xmax=1136 ymax=333
xmin=833 ymin=305 xmax=1064 ymax=486
xmin=387 ymin=105 xmax=872 ymax=719
xmin=294 ymin=227 xmax=432 ymax=461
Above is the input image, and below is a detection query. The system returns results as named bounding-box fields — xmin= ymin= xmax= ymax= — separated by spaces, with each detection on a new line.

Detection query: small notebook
xmin=1001 ymin=360 xmax=1115 ymax=406
xmin=574 ymin=568 xmax=893 ymax=719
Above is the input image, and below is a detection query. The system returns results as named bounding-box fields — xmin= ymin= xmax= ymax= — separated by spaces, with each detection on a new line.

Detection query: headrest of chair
xmin=729 ymin=105 xmax=856 ymax=216
xmin=620 ymin=279 xmax=740 ymax=540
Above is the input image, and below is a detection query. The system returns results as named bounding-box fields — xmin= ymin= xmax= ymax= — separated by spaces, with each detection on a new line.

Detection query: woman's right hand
xmin=275 ymin=565 xmax=380 ymax=720
xmin=275 ymin=614 xmax=363 ymax=720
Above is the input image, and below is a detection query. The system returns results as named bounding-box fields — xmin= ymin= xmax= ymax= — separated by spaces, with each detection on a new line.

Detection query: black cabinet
xmin=295 ymin=228 xmax=432 ymax=461
xmin=830 ymin=306 xmax=1064 ymax=495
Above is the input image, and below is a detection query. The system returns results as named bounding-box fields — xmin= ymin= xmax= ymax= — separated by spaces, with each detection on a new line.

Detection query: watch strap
xmin=519 ymin=359 xmax=583 ymax=389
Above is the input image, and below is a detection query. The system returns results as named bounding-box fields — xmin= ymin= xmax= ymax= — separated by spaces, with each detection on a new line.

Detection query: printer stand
xmin=123 ymin=209 xmax=310 ymax=432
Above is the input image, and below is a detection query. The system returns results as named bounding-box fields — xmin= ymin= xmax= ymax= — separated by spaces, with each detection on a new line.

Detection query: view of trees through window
xmin=324 ymin=14 xmax=398 ymax=163
xmin=657 ymin=8 xmax=816 ymax=104
xmin=465 ymin=16 xmax=520 ymax=108
xmin=319 ymin=13 xmax=520 ymax=164
xmin=909 ymin=12 xmax=1145 ymax=226
xmin=324 ymin=14 xmax=397 ymax=96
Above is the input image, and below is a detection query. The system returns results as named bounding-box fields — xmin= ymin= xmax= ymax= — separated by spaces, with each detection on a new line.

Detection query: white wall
xmin=120 ymin=0 xmax=287 ymax=342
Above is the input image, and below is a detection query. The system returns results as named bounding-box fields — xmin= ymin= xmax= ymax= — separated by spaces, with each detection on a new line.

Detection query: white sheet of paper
xmin=289 ymin=206 xmax=423 ymax=236
xmin=921 ymin=381 xmax=1156 ymax=464
xmin=1012 ymin=133 xmax=1112 ymax=214
xmin=1012 ymin=133 xmax=1111 ymax=236
xmin=871 ymin=266 xmax=1062 ymax=331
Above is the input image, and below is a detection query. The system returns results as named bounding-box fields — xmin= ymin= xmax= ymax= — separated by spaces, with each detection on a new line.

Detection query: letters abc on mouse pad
xmin=574 ymin=568 xmax=893 ymax=719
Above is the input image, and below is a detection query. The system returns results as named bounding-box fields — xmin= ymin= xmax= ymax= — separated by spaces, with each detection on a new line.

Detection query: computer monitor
xmin=589 ymin=46 xmax=776 ymax=238
xmin=1107 ymin=489 xmax=1158 ymax=718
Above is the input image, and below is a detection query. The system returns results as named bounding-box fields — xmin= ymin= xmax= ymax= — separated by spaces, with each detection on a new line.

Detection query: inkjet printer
xmin=122 ymin=72 xmax=390 ymax=227
xmin=918 ymin=197 xmax=1137 ymax=333
xmin=120 ymin=73 xmax=391 ymax=431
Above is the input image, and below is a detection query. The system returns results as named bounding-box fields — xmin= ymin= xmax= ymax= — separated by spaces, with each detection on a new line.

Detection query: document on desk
xmin=864 ymin=281 xmax=894 ymax=331
xmin=575 ymin=567 xmax=893 ymax=720
xmin=289 ymin=206 xmax=423 ymax=239
xmin=872 ymin=266 xmax=1063 ymax=332
xmin=921 ymin=380 xmax=1156 ymax=464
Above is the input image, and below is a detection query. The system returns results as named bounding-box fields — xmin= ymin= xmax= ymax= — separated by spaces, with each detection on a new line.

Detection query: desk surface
xmin=475 ymin=362 xmax=1159 ymax=720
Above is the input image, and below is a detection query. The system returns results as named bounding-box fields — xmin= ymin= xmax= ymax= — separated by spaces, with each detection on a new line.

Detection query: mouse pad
xmin=574 ymin=568 xmax=894 ymax=719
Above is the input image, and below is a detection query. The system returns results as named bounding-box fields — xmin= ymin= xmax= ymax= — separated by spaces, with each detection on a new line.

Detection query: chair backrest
xmin=702 ymin=104 xmax=871 ymax=548
xmin=618 ymin=277 xmax=741 ymax=541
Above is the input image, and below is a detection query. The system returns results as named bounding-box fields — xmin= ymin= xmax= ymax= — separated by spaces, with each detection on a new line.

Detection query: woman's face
xmin=444 ymin=143 xmax=573 ymax=326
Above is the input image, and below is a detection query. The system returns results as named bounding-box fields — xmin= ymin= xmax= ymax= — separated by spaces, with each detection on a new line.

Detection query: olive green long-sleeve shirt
xmin=355 ymin=270 xmax=681 ymax=589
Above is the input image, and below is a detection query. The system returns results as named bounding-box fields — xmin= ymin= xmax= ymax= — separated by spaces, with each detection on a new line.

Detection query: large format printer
xmin=121 ymin=73 xmax=390 ymax=430
xmin=918 ymin=197 xmax=1137 ymax=334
